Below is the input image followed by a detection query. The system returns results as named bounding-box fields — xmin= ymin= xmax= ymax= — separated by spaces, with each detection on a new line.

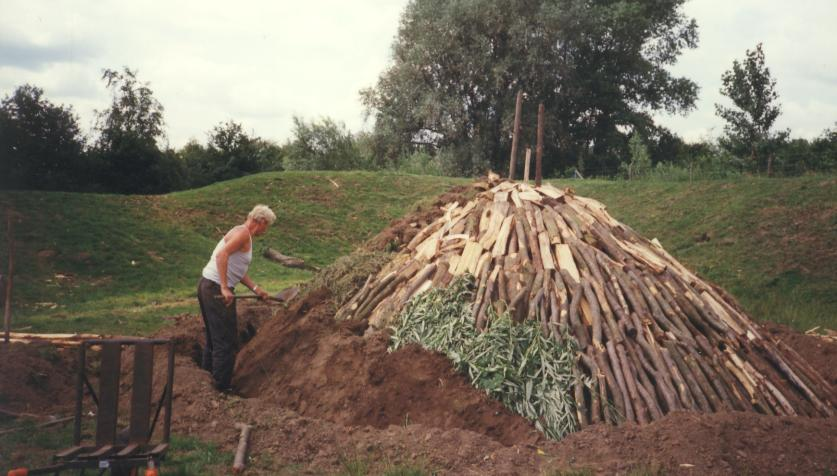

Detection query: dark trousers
xmin=197 ymin=277 xmax=238 ymax=390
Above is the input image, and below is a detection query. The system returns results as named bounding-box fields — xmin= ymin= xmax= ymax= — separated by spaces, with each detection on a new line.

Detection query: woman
xmin=197 ymin=204 xmax=276 ymax=391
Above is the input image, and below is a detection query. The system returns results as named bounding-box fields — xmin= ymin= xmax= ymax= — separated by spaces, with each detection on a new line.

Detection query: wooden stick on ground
xmin=233 ymin=422 xmax=253 ymax=474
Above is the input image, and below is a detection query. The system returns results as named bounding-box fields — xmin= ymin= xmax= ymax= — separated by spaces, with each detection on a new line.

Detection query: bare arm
xmin=240 ymin=275 xmax=269 ymax=300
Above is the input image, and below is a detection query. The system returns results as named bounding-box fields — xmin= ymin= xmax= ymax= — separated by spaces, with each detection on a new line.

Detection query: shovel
xmin=215 ymin=286 xmax=300 ymax=303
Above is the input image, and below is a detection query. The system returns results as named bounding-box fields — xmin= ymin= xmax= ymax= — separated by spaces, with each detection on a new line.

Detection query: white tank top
xmin=202 ymin=226 xmax=253 ymax=288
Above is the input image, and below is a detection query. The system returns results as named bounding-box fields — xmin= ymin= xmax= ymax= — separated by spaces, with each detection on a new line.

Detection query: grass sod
xmin=551 ymin=175 xmax=837 ymax=331
xmin=0 ymin=171 xmax=464 ymax=335
xmin=390 ymin=276 xmax=585 ymax=440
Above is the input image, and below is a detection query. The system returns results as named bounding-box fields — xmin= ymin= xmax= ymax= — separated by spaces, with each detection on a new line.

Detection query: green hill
xmin=1 ymin=172 xmax=834 ymax=334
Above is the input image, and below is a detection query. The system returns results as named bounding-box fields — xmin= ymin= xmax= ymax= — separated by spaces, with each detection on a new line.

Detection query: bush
xmin=284 ymin=116 xmax=367 ymax=171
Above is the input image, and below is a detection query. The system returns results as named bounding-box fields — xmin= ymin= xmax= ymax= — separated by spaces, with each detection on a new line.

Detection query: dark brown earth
xmin=2 ymin=293 xmax=836 ymax=474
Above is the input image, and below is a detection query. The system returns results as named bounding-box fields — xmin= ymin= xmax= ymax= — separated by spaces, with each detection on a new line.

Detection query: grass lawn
xmin=0 ymin=172 xmax=834 ymax=334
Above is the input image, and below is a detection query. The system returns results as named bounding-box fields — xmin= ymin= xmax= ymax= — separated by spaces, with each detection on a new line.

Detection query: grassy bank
xmin=0 ymin=172 xmax=834 ymax=334
xmin=0 ymin=171 xmax=463 ymax=334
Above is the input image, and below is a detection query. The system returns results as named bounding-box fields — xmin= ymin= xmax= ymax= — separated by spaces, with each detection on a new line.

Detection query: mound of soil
xmin=0 ymin=343 xmax=76 ymax=414
xmin=763 ymin=322 xmax=837 ymax=386
xmin=3 ymin=296 xmax=835 ymax=474
xmin=233 ymin=288 xmax=541 ymax=447
xmin=548 ymin=411 xmax=837 ymax=475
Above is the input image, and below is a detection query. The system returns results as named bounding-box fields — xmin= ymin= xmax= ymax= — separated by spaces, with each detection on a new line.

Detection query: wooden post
xmin=508 ymin=90 xmax=523 ymax=180
xmin=4 ymin=209 xmax=13 ymax=344
xmin=523 ymin=147 xmax=532 ymax=182
xmin=536 ymin=103 xmax=544 ymax=187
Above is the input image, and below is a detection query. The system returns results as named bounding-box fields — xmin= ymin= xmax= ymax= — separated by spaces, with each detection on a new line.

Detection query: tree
xmin=0 ymin=84 xmax=86 ymax=190
xmin=284 ymin=116 xmax=364 ymax=170
xmin=361 ymin=0 xmax=699 ymax=175
xmin=619 ymin=134 xmax=651 ymax=179
xmin=206 ymin=120 xmax=260 ymax=181
xmin=94 ymin=67 xmax=170 ymax=193
xmin=715 ymin=43 xmax=786 ymax=175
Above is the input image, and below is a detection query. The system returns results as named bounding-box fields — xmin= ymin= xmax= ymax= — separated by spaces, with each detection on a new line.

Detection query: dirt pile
xmin=3 ymin=296 xmax=836 ymax=474
xmin=0 ymin=342 xmax=77 ymax=414
xmin=548 ymin=411 xmax=837 ymax=474
xmin=233 ymin=288 xmax=540 ymax=447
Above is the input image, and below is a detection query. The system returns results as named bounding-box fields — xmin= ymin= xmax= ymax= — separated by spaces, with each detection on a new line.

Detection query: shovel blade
xmin=274 ymin=286 xmax=300 ymax=302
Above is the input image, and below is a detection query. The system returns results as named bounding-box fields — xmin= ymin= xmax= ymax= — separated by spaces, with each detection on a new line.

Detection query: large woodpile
xmin=336 ymin=177 xmax=835 ymax=426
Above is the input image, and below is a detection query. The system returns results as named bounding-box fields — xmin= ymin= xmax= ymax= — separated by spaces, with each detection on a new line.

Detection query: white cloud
xmin=1 ymin=0 xmax=834 ymax=147
xmin=654 ymin=0 xmax=837 ymax=140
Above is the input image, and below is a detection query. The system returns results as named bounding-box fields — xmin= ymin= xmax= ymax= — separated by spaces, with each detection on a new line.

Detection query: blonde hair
xmin=248 ymin=204 xmax=276 ymax=225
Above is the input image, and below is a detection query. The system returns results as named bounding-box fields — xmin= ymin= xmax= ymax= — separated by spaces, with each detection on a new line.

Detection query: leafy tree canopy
xmin=362 ymin=0 xmax=699 ymax=175
xmin=0 ymin=84 xmax=86 ymax=190
xmin=715 ymin=43 xmax=786 ymax=174
xmin=284 ymin=116 xmax=363 ymax=170
xmin=93 ymin=67 xmax=172 ymax=193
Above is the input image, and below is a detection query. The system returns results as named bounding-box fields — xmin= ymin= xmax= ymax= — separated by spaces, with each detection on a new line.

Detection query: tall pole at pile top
xmin=508 ymin=90 xmax=523 ymax=180
xmin=536 ymin=103 xmax=544 ymax=187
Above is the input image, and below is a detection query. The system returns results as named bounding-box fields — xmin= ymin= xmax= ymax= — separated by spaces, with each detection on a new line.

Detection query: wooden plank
xmin=701 ymin=291 xmax=745 ymax=335
xmin=490 ymin=181 xmax=516 ymax=193
xmin=448 ymin=254 xmax=461 ymax=274
xmin=615 ymin=239 xmax=667 ymax=273
xmin=452 ymin=241 xmax=482 ymax=276
xmin=538 ymin=232 xmax=555 ymax=269
xmin=478 ymin=204 xmax=492 ymax=234
xmin=442 ymin=233 xmax=470 ymax=242
xmin=494 ymin=191 xmax=509 ymax=203
xmin=129 ymin=342 xmax=154 ymax=444
xmin=415 ymin=229 xmax=443 ymax=260
xmin=117 ymin=443 xmax=141 ymax=457
xmin=473 ymin=251 xmax=491 ymax=277
xmin=541 ymin=207 xmax=560 ymax=241
xmin=491 ymin=215 xmax=515 ymax=257
xmin=539 ymin=183 xmax=563 ymax=199
xmin=479 ymin=202 xmax=510 ymax=250
xmin=96 ymin=343 xmax=121 ymax=446
xmin=555 ymin=244 xmax=579 ymax=282
xmin=55 ymin=445 xmax=88 ymax=459
xmin=534 ymin=209 xmax=546 ymax=233
xmin=518 ymin=190 xmax=541 ymax=202
xmin=510 ymin=190 xmax=523 ymax=208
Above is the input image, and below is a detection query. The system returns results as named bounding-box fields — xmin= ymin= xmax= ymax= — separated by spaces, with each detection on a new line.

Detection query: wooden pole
xmin=536 ymin=103 xmax=544 ymax=187
xmin=508 ymin=90 xmax=523 ymax=180
xmin=4 ymin=209 xmax=13 ymax=344
xmin=523 ymin=147 xmax=532 ymax=182
xmin=232 ymin=422 xmax=253 ymax=474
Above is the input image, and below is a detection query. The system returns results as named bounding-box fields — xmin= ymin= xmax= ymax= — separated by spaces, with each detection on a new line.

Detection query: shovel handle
xmin=213 ymin=295 xmax=284 ymax=302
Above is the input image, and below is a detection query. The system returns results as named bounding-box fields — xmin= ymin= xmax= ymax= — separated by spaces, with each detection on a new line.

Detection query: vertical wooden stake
xmin=508 ymin=90 xmax=523 ymax=180
xmin=536 ymin=102 xmax=544 ymax=187
xmin=4 ymin=209 xmax=13 ymax=344
xmin=523 ymin=147 xmax=532 ymax=183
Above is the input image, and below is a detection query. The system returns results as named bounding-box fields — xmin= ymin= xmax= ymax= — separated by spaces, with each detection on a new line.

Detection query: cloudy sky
xmin=1 ymin=0 xmax=834 ymax=147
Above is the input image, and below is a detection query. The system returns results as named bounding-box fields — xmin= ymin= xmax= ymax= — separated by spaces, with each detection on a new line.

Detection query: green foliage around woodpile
xmin=303 ymin=250 xmax=394 ymax=306
xmin=389 ymin=276 xmax=586 ymax=440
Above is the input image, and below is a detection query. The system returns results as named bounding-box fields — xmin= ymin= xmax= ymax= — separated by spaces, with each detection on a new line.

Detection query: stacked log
xmin=336 ymin=178 xmax=836 ymax=425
